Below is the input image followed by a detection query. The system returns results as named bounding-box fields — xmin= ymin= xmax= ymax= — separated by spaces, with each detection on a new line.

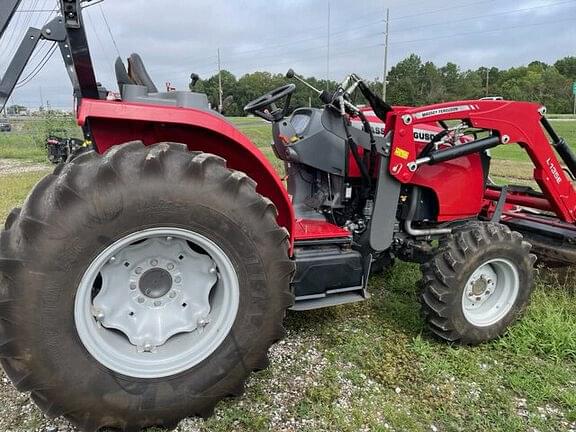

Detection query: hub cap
xmin=461 ymin=258 xmax=519 ymax=327
xmin=75 ymin=228 xmax=239 ymax=378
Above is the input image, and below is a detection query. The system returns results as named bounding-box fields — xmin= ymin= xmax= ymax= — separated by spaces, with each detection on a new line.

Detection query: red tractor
xmin=0 ymin=1 xmax=574 ymax=430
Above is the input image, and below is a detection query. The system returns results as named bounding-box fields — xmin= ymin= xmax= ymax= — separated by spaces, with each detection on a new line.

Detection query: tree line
xmin=192 ymin=54 xmax=576 ymax=116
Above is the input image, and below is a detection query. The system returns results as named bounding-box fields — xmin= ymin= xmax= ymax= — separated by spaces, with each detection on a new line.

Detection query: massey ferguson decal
xmin=413 ymin=104 xmax=479 ymax=119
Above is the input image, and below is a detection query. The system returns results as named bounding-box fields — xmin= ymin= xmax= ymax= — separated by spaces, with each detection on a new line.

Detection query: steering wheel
xmin=243 ymin=84 xmax=296 ymax=122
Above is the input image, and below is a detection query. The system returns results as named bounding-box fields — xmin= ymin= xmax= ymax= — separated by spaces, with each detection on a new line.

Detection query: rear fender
xmin=77 ymin=99 xmax=295 ymax=242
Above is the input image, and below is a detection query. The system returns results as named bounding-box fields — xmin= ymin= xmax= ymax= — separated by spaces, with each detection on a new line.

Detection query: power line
xmin=15 ymin=43 xmax=57 ymax=89
xmin=391 ymin=17 xmax=576 ymax=46
xmin=154 ymin=29 xmax=385 ymax=77
xmin=150 ymin=0 xmax=570 ymax=79
xmin=99 ymin=4 xmax=121 ymax=58
xmin=391 ymin=0 xmax=575 ymax=35
xmin=382 ymin=7 xmax=390 ymax=101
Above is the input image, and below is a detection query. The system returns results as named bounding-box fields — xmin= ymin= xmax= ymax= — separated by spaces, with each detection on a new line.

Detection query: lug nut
xmin=135 ymin=267 xmax=143 ymax=275
xmin=151 ymin=259 xmax=158 ymax=266
xmin=130 ymin=282 xmax=137 ymax=290
xmin=143 ymin=343 xmax=154 ymax=353
xmin=94 ymin=310 xmax=105 ymax=321
xmin=169 ymin=291 xmax=177 ymax=299
xmin=154 ymin=300 xmax=162 ymax=307
xmin=175 ymin=276 xmax=182 ymax=284
xmin=198 ymin=318 xmax=210 ymax=327
xmin=166 ymin=236 xmax=173 ymax=241
xmin=209 ymin=267 xmax=217 ymax=275
xmin=109 ymin=256 xmax=117 ymax=263
xmin=167 ymin=263 xmax=175 ymax=270
xmin=137 ymin=297 xmax=145 ymax=304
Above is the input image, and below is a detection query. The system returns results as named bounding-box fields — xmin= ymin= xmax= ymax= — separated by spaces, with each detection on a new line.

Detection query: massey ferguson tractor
xmin=0 ymin=1 xmax=575 ymax=430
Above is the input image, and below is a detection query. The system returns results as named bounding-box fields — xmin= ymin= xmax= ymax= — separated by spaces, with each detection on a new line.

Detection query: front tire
xmin=420 ymin=222 xmax=536 ymax=345
xmin=0 ymin=142 xmax=294 ymax=431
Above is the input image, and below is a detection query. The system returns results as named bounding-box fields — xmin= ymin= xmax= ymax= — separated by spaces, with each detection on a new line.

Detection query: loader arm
xmin=386 ymin=100 xmax=576 ymax=224
xmin=0 ymin=0 xmax=98 ymax=111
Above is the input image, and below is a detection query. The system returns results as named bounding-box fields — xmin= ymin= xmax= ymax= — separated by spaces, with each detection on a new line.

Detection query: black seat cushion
xmin=115 ymin=57 xmax=135 ymax=94
xmin=128 ymin=53 xmax=158 ymax=93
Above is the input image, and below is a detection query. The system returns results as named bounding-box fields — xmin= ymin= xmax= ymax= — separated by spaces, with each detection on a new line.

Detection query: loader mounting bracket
xmin=0 ymin=0 xmax=99 ymax=111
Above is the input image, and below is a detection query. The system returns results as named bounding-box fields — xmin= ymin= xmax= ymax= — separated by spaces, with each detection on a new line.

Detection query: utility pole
xmin=382 ymin=8 xmax=390 ymax=101
xmin=326 ymin=2 xmax=331 ymax=90
xmin=217 ymin=48 xmax=223 ymax=113
xmin=39 ymin=86 xmax=44 ymax=111
xmin=485 ymin=68 xmax=490 ymax=97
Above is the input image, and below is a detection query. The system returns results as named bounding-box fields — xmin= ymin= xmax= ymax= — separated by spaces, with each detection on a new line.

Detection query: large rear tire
xmin=0 ymin=142 xmax=294 ymax=431
xmin=420 ymin=222 xmax=536 ymax=345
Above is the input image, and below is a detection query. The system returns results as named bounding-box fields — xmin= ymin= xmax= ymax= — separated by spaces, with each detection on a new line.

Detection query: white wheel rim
xmin=74 ymin=227 xmax=240 ymax=379
xmin=461 ymin=258 xmax=520 ymax=327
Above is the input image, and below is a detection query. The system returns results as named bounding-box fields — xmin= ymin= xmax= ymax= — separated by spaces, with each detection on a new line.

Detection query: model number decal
xmin=547 ymin=158 xmax=562 ymax=184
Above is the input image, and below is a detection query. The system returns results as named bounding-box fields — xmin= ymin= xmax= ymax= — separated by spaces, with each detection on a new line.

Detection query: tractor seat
xmin=128 ymin=53 xmax=158 ymax=93
xmin=115 ymin=53 xmax=158 ymax=95
xmin=114 ymin=53 xmax=210 ymax=110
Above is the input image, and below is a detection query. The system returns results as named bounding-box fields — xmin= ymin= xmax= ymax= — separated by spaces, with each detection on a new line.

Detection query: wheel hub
xmin=139 ymin=268 xmax=173 ymax=299
xmin=92 ymin=236 xmax=219 ymax=351
xmin=470 ymin=276 xmax=490 ymax=297
xmin=75 ymin=228 xmax=240 ymax=379
xmin=461 ymin=258 xmax=520 ymax=327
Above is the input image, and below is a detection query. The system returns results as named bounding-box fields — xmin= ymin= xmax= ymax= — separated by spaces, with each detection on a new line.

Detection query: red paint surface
xmin=358 ymin=107 xmax=484 ymax=221
xmin=484 ymin=188 xmax=553 ymax=213
xmin=77 ymin=99 xmax=295 ymax=244
xmin=293 ymin=219 xmax=351 ymax=241
xmin=385 ymin=100 xmax=576 ymax=223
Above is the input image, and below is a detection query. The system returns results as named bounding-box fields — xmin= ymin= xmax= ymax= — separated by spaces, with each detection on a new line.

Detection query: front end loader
xmin=0 ymin=1 xmax=574 ymax=430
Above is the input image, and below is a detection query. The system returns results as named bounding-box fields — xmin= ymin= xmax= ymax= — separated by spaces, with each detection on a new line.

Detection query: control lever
xmin=286 ymin=69 xmax=321 ymax=94
xmin=286 ymin=69 xmax=333 ymax=105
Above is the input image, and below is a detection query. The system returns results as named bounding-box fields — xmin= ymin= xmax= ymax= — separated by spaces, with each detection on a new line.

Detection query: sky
xmin=1 ymin=0 xmax=575 ymax=109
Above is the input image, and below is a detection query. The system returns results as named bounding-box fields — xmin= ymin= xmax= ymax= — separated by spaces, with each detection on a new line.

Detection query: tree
xmin=555 ymin=57 xmax=576 ymax=80
xmin=386 ymin=54 xmax=424 ymax=106
xmin=190 ymin=54 xmax=575 ymax=115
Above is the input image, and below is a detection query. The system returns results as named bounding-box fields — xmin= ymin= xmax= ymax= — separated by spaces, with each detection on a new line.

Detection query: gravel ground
xmin=0 ymin=330 xmax=324 ymax=432
xmin=0 ymin=158 xmax=50 ymax=176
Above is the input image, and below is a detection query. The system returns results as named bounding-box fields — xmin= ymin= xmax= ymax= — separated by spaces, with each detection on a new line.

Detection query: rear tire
xmin=0 ymin=142 xmax=294 ymax=431
xmin=420 ymin=222 xmax=536 ymax=345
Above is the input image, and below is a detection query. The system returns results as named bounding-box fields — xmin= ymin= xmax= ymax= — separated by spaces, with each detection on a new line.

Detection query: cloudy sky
xmin=1 ymin=0 xmax=575 ymax=109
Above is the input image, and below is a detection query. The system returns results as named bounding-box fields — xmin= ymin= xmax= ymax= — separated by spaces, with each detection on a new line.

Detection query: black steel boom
xmin=0 ymin=0 xmax=100 ymax=111
xmin=0 ymin=0 xmax=22 ymax=36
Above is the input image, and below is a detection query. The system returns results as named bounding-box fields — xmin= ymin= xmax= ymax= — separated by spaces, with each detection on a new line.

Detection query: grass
xmin=1 ymin=117 xmax=576 ymax=431
xmin=0 ymin=116 xmax=80 ymax=162
xmin=0 ymin=170 xmax=51 ymax=221
xmin=491 ymin=120 xmax=576 ymax=162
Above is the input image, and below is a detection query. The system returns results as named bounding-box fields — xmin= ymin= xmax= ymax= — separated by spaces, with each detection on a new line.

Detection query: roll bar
xmin=0 ymin=0 xmax=100 ymax=110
